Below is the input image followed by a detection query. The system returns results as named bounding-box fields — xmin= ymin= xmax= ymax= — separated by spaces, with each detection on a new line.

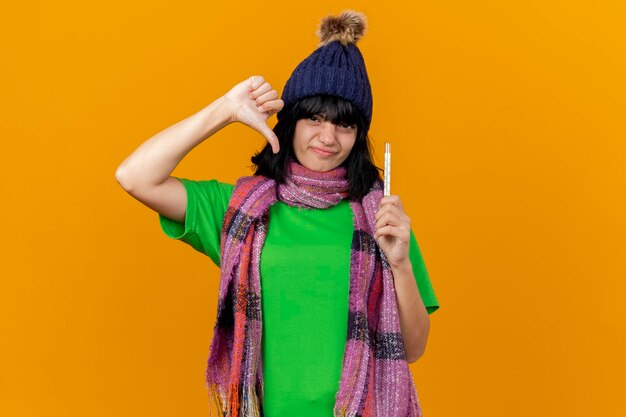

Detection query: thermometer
xmin=384 ymin=142 xmax=391 ymax=196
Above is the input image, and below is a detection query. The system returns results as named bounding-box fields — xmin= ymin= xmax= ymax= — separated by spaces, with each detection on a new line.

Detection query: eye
xmin=338 ymin=121 xmax=356 ymax=129
xmin=309 ymin=115 xmax=322 ymax=122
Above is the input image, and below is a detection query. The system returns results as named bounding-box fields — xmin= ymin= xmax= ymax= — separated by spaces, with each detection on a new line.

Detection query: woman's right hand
xmin=222 ymin=75 xmax=284 ymax=154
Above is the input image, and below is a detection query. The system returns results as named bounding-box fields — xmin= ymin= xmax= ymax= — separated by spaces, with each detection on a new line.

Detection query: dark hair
xmin=251 ymin=95 xmax=380 ymax=200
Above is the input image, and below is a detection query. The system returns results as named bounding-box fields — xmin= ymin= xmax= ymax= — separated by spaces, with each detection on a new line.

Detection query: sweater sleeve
xmin=409 ymin=230 xmax=440 ymax=315
xmin=157 ymin=177 xmax=234 ymax=266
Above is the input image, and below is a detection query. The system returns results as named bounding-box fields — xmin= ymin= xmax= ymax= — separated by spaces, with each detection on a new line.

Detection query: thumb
xmin=251 ymin=119 xmax=280 ymax=154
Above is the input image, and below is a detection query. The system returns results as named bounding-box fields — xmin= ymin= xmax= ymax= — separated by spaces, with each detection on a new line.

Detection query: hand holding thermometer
xmin=384 ymin=142 xmax=391 ymax=196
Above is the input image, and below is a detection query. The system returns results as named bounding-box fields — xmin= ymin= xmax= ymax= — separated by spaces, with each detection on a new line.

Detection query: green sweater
xmin=158 ymin=178 xmax=440 ymax=417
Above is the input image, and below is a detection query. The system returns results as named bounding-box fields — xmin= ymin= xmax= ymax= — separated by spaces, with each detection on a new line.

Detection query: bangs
xmin=291 ymin=95 xmax=363 ymax=127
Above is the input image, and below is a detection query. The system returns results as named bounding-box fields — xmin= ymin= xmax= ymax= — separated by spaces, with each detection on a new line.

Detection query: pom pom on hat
xmin=316 ymin=10 xmax=368 ymax=46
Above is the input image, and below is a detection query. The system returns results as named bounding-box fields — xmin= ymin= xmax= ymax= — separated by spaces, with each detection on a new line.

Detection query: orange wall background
xmin=2 ymin=1 xmax=625 ymax=416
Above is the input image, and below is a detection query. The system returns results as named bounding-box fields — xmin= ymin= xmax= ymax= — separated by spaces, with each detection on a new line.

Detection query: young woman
xmin=116 ymin=10 xmax=439 ymax=417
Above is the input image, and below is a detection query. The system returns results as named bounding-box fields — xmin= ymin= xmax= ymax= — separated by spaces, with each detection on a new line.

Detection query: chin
xmin=302 ymin=161 xmax=335 ymax=172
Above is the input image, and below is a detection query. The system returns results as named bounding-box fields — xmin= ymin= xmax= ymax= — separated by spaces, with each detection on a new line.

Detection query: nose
xmin=318 ymin=121 xmax=337 ymax=146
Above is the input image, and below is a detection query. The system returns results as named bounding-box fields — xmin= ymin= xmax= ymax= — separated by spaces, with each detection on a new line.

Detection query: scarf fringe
xmin=208 ymin=383 xmax=261 ymax=417
xmin=208 ymin=383 xmax=225 ymax=417
xmin=334 ymin=408 xmax=360 ymax=417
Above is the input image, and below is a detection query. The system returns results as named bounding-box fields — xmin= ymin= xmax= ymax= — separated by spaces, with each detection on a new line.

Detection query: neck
xmin=277 ymin=159 xmax=350 ymax=209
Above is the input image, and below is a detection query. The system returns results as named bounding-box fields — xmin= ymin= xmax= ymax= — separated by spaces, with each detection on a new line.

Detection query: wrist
xmin=389 ymin=259 xmax=413 ymax=275
xmin=197 ymin=96 xmax=234 ymax=138
xmin=213 ymin=95 xmax=236 ymax=125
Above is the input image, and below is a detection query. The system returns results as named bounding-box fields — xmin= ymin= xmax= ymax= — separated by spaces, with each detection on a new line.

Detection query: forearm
xmin=115 ymin=95 xmax=232 ymax=190
xmin=391 ymin=260 xmax=430 ymax=363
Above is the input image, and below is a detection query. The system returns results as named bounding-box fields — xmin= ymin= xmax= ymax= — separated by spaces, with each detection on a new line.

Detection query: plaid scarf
xmin=206 ymin=160 xmax=423 ymax=417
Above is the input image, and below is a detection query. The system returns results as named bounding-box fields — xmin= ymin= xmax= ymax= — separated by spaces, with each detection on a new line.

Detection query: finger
xmin=248 ymin=75 xmax=265 ymax=91
xmin=254 ymin=89 xmax=278 ymax=106
xmin=375 ymin=202 xmax=409 ymax=222
xmin=375 ymin=211 xmax=400 ymax=229
xmin=268 ymin=134 xmax=280 ymax=153
xmin=380 ymin=195 xmax=405 ymax=211
xmin=250 ymin=119 xmax=280 ymax=154
xmin=257 ymin=99 xmax=284 ymax=116
xmin=374 ymin=225 xmax=408 ymax=241
xmin=374 ymin=225 xmax=403 ymax=240
xmin=375 ymin=203 xmax=395 ymax=220
xmin=375 ymin=211 xmax=406 ymax=231
xmin=250 ymin=82 xmax=272 ymax=100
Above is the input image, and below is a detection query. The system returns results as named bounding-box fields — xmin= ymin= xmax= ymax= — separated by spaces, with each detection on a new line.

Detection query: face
xmin=292 ymin=114 xmax=358 ymax=172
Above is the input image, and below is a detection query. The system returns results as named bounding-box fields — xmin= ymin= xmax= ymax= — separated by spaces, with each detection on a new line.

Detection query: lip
xmin=311 ymin=147 xmax=337 ymax=157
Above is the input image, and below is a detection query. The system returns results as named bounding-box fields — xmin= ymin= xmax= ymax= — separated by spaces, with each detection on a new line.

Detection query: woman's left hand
xmin=374 ymin=195 xmax=411 ymax=268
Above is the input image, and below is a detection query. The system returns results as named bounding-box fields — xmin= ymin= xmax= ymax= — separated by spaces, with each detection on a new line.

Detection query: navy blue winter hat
xmin=277 ymin=10 xmax=373 ymax=133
